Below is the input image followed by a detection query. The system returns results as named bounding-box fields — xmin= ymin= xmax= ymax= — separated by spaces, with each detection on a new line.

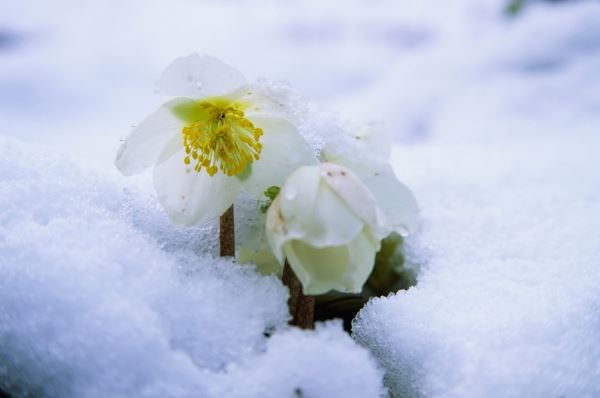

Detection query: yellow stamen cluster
xmin=182 ymin=101 xmax=263 ymax=177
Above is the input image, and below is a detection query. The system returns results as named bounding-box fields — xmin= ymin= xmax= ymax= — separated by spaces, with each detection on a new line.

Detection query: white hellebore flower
xmin=266 ymin=163 xmax=388 ymax=295
xmin=115 ymin=54 xmax=316 ymax=225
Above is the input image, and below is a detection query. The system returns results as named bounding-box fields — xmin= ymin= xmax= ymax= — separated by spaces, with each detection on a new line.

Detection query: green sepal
xmin=366 ymin=232 xmax=415 ymax=295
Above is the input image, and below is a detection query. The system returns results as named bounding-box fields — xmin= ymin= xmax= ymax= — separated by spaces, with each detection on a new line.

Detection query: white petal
xmin=265 ymin=196 xmax=289 ymax=263
xmin=240 ymin=115 xmax=317 ymax=198
xmin=270 ymin=164 xmax=369 ymax=248
xmin=240 ymin=87 xmax=292 ymax=119
xmin=320 ymin=163 xmax=387 ymax=239
xmin=350 ymin=122 xmax=393 ymax=162
xmin=322 ymin=122 xmax=392 ymax=169
xmin=266 ymin=166 xmax=321 ymax=249
xmin=235 ymin=199 xmax=281 ymax=275
xmin=345 ymin=230 xmax=380 ymax=291
xmin=284 ymin=230 xmax=378 ymax=295
xmin=265 ymin=189 xmax=317 ymax=265
xmin=284 ymin=240 xmax=350 ymax=295
xmin=361 ymin=164 xmax=419 ymax=236
xmin=277 ymin=166 xmax=321 ymax=228
xmin=153 ymin=147 xmax=242 ymax=226
xmin=158 ymin=54 xmax=247 ymax=98
xmin=115 ymin=98 xmax=187 ymax=176
xmin=294 ymin=181 xmax=365 ymax=247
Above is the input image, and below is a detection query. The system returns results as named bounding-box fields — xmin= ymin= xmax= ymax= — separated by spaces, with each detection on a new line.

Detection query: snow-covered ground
xmin=1 ymin=0 xmax=599 ymax=397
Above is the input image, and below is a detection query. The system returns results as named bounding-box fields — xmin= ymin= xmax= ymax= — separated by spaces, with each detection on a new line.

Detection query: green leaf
xmin=260 ymin=186 xmax=281 ymax=213
xmin=264 ymin=186 xmax=281 ymax=200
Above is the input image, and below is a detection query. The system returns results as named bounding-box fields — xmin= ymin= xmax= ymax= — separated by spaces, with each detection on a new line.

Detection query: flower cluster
xmin=116 ymin=54 xmax=418 ymax=296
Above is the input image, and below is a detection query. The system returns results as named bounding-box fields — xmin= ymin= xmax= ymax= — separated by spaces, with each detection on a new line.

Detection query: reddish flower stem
xmin=282 ymin=260 xmax=315 ymax=329
xmin=219 ymin=205 xmax=235 ymax=257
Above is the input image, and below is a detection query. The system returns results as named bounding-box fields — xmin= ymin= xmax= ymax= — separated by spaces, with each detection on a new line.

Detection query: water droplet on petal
xmin=186 ymin=75 xmax=194 ymax=82
xmin=284 ymin=185 xmax=297 ymax=201
xmin=195 ymin=81 xmax=203 ymax=89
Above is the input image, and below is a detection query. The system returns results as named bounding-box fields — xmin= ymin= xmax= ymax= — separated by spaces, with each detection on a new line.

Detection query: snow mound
xmin=354 ymin=139 xmax=600 ymax=398
xmin=0 ymin=137 xmax=384 ymax=397
xmin=212 ymin=321 xmax=386 ymax=398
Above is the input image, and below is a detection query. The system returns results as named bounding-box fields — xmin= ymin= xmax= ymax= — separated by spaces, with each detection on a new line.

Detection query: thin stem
xmin=282 ymin=260 xmax=315 ymax=329
xmin=219 ymin=205 xmax=235 ymax=257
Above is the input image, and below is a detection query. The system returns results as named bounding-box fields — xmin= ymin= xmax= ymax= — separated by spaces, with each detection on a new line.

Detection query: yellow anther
xmin=181 ymin=98 xmax=263 ymax=176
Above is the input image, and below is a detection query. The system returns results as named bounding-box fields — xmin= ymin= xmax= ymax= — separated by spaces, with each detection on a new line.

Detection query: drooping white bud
xmin=266 ymin=163 xmax=387 ymax=295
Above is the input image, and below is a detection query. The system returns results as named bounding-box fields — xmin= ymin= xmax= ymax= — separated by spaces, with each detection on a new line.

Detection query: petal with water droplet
xmin=115 ymin=98 xmax=188 ymax=176
xmin=158 ymin=54 xmax=247 ymax=98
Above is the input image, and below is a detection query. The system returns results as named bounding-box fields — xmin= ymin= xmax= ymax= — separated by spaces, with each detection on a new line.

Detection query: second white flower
xmin=266 ymin=163 xmax=388 ymax=295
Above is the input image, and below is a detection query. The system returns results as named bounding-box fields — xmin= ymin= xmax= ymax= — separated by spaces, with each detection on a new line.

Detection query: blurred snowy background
xmin=1 ymin=0 xmax=600 ymax=397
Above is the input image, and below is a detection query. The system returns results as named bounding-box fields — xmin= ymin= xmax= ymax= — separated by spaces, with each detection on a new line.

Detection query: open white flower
xmin=115 ymin=54 xmax=316 ymax=225
xmin=266 ymin=163 xmax=388 ymax=295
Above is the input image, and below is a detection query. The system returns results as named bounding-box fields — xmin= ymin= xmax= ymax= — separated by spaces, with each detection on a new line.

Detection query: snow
xmin=210 ymin=321 xmax=385 ymax=398
xmin=351 ymin=1 xmax=600 ymax=397
xmin=2 ymin=0 xmax=600 ymax=397
xmin=354 ymin=139 xmax=600 ymax=397
xmin=0 ymin=137 xmax=385 ymax=397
